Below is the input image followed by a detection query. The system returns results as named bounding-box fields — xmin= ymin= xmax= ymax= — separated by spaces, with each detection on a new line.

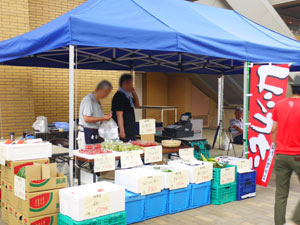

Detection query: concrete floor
xmin=1 ymin=129 xmax=299 ymax=225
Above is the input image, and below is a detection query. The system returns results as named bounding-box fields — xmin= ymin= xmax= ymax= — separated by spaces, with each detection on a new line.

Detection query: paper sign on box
xmin=194 ymin=164 xmax=213 ymax=184
xmin=121 ymin=151 xmax=143 ymax=169
xmin=237 ymin=159 xmax=251 ymax=173
xmin=169 ymin=171 xmax=189 ymax=190
xmin=94 ymin=153 xmax=115 ymax=172
xmin=179 ymin=148 xmax=195 ymax=161
xmin=139 ymin=119 xmax=156 ymax=135
xmin=144 ymin=146 xmax=162 ymax=164
xmin=139 ymin=175 xmax=161 ymax=195
xmin=220 ymin=167 xmax=235 ymax=185
xmin=84 ymin=192 xmax=110 ymax=219
xmin=14 ymin=176 xmax=26 ymax=200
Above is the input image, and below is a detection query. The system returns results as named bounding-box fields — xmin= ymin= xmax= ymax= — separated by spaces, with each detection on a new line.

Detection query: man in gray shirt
xmin=229 ymin=107 xmax=244 ymax=144
xmin=78 ymin=80 xmax=113 ymax=148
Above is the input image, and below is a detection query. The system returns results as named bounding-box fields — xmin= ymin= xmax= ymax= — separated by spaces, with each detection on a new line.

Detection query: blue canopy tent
xmin=0 ymin=0 xmax=300 ymax=185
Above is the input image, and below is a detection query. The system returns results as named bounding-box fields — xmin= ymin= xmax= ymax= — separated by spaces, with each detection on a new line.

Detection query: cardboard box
xmin=1 ymin=201 xmax=9 ymax=224
xmin=12 ymin=211 xmax=58 ymax=225
xmin=1 ymin=180 xmax=13 ymax=203
xmin=1 ymin=158 xmax=49 ymax=184
xmin=12 ymin=189 xmax=60 ymax=217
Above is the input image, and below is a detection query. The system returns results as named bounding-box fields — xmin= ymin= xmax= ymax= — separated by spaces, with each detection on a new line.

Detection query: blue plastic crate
xmin=144 ymin=189 xmax=169 ymax=219
xmin=58 ymin=211 xmax=126 ymax=225
xmin=190 ymin=181 xmax=211 ymax=209
xmin=168 ymin=185 xmax=191 ymax=214
xmin=237 ymin=170 xmax=257 ymax=201
xmin=125 ymin=191 xmax=145 ymax=224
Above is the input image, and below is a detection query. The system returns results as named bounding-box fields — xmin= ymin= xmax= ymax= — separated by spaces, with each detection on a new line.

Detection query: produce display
xmin=199 ymin=154 xmax=228 ymax=168
xmin=101 ymin=140 xmax=141 ymax=152
xmin=130 ymin=140 xmax=157 ymax=147
xmin=78 ymin=144 xmax=112 ymax=155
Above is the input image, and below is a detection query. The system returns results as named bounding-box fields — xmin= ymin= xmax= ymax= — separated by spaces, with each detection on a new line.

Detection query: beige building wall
xmin=0 ymin=0 xmax=125 ymax=138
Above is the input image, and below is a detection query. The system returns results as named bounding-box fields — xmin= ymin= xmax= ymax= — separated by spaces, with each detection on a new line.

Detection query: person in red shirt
xmin=272 ymin=75 xmax=300 ymax=225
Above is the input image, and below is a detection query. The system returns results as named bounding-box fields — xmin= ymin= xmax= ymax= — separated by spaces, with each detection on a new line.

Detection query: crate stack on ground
xmin=58 ymin=181 xmax=126 ymax=225
xmin=211 ymin=164 xmax=237 ymax=205
xmin=0 ymin=140 xmax=68 ymax=225
xmin=215 ymin=156 xmax=257 ymax=201
xmin=116 ymin=162 xmax=213 ymax=224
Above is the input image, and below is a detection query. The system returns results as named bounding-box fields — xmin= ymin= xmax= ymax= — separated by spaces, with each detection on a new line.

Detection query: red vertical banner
xmin=247 ymin=64 xmax=290 ymax=187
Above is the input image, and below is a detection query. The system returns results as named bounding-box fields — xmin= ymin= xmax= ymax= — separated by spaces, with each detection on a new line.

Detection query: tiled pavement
xmin=0 ymin=129 xmax=299 ymax=224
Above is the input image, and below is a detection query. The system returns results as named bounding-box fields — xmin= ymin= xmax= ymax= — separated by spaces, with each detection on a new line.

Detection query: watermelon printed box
xmin=13 ymin=189 xmax=60 ymax=218
xmin=1 ymin=158 xmax=49 ymax=184
xmin=1 ymin=201 xmax=9 ymax=224
xmin=24 ymin=173 xmax=67 ymax=193
xmin=12 ymin=212 xmax=58 ymax=225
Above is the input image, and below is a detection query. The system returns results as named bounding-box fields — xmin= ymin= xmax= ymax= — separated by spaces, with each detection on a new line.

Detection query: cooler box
xmin=59 ymin=181 xmax=125 ymax=221
xmin=115 ymin=168 xmax=164 ymax=194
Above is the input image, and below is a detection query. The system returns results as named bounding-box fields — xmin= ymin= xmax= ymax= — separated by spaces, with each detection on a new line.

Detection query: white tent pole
xmin=217 ymin=75 xmax=224 ymax=148
xmin=69 ymin=45 xmax=75 ymax=186
xmin=243 ymin=62 xmax=248 ymax=158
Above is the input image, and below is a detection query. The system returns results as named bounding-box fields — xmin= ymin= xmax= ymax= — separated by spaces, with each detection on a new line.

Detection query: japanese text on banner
xmin=247 ymin=64 xmax=290 ymax=187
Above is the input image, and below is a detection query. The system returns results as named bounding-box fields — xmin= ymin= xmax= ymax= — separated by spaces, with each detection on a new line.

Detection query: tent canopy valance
xmin=0 ymin=0 xmax=300 ymax=74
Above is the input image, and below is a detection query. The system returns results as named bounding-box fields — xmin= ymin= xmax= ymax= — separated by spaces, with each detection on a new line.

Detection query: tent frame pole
xmin=69 ymin=45 xmax=75 ymax=186
xmin=217 ymin=74 xmax=224 ymax=148
xmin=243 ymin=61 xmax=249 ymax=158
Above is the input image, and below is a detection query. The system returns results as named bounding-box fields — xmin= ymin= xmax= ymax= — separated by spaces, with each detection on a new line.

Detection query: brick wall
xmin=0 ymin=0 xmax=125 ymax=138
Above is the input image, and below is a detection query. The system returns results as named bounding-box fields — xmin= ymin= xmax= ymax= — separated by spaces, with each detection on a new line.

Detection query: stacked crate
xmin=237 ymin=170 xmax=257 ymax=201
xmin=211 ymin=165 xmax=237 ymax=205
xmin=191 ymin=140 xmax=211 ymax=159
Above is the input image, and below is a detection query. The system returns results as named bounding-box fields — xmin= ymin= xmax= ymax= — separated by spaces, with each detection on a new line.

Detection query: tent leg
xmin=69 ymin=45 xmax=75 ymax=186
xmin=217 ymin=75 xmax=224 ymax=149
xmin=243 ymin=62 xmax=248 ymax=158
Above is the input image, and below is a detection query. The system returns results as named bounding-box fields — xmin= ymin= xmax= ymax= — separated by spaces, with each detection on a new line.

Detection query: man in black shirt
xmin=112 ymin=74 xmax=140 ymax=141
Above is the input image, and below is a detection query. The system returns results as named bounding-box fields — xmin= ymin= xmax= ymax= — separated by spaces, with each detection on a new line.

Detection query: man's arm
xmin=131 ymin=88 xmax=140 ymax=108
xmin=232 ymin=125 xmax=243 ymax=134
xmin=116 ymin=111 xmax=126 ymax=139
xmin=83 ymin=114 xmax=112 ymax=123
xmin=272 ymin=121 xmax=278 ymax=146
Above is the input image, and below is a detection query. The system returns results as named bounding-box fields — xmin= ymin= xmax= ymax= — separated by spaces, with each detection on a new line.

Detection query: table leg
xmin=78 ymin=166 xmax=81 ymax=186
xmin=161 ymin=109 xmax=164 ymax=124
xmin=93 ymin=172 xmax=97 ymax=183
xmin=175 ymin=109 xmax=177 ymax=122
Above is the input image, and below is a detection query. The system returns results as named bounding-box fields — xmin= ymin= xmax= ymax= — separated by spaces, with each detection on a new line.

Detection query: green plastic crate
xmin=58 ymin=211 xmax=126 ymax=225
xmin=211 ymin=183 xmax=237 ymax=205
xmin=212 ymin=164 xmax=237 ymax=188
xmin=191 ymin=140 xmax=210 ymax=159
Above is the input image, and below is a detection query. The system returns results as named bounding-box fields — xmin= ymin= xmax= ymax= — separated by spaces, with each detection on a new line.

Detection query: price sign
xmin=0 ymin=145 xmax=6 ymax=166
xmin=139 ymin=175 xmax=161 ymax=195
xmin=14 ymin=176 xmax=26 ymax=200
xmin=144 ymin=146 xmax=162 ymax=164
xmin=194 ymin=163 xmax=213 ymax=184
xmin=169 ymin=171 xmax=189 ymax=190
xmin=139 ymin=119 xmax=156 ymax=135
xmin=94 ymin=153 xmax=115 ymax=173
xmin=120 ymin=151 xmax=143 ymax=169
xmin=236 ymin=159 xmax=251 ymax=173
xmin=220 ymin=167 xmax=235 ymax=185
xmin=84 ymin=192 xmax=110 ymax=219
xmin=179 ymin=148 xmax=195 ymax=161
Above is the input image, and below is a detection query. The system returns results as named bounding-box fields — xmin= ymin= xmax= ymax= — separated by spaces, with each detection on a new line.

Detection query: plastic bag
xmin=221 ymin=132 xmax=231 ymax=151
xmin=98 ymin=119 xmax=119 ymax=140
xmin=32 ymin=116 xmax=48 ymax=132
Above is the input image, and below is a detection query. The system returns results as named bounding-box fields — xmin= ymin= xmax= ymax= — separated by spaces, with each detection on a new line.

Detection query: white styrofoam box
xmin=145 ymin=165 xmax=190 ymax=189
xmin=115 ymin=168 xmax=164 ymax=194
xmin=215 ymin=156 xmax=252 ymax=173
xmin=0 ymin=142 xmax=52 ymax=164
xmin=59 ymin=181 xmax=125 ymax=221
xmin=168 ymin=160 xmax=213 ymax=184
